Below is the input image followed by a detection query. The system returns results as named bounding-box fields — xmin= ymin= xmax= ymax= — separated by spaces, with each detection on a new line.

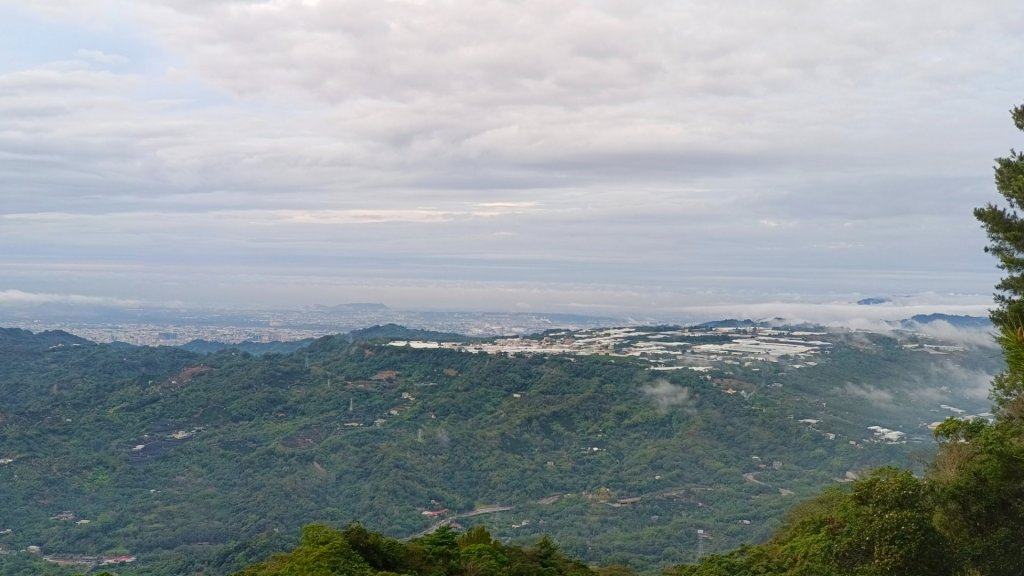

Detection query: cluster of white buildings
xmin=389 ymin=325 xmax=833 ymax=371
xmin=867 ymin=425 xmax=906 ymax=443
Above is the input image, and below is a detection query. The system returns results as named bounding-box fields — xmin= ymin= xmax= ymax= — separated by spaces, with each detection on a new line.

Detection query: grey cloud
xmin=1 ymin=1 xmax=1023 ymax=312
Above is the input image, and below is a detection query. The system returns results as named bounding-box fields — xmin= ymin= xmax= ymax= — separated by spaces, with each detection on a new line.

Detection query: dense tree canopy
xmin=232 ymin=524 xmax=597 ymax=576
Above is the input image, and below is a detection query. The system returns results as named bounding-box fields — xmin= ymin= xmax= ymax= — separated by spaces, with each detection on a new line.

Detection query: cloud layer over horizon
xmin=2 ymin=1 xmax=1021 ymax=314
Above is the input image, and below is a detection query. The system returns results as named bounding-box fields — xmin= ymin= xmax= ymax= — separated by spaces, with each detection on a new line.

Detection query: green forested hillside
xmin=0 ymin=324 xmax=998 ymax=574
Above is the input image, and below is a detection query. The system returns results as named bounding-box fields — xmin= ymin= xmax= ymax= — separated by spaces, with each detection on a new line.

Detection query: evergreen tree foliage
xmin=975 ymin=105 xmax=1024 ymax=327
xmin=974 ymin=105 xmax=1024 ymax=413
xmin=927 ymin=104 xmax=1024 ymax=575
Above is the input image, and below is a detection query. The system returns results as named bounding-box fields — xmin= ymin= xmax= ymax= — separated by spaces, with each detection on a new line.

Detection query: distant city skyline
xmin=2 ymin=1 xmax=1021 ymax=316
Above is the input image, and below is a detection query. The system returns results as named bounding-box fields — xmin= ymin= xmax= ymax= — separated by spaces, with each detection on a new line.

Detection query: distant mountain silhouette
xmin=346 ymin=323 xmax=471 ymax=342
xmin=857 ymin=297 xmax=890 ymax=305
xmin=0 ymin=327 xmax=93 ymax=350
xmin=693 ymin=318 xmax=758 ymax=328
xmin=180 ymin=338 xmax=316 ymax=355
xmin=902 ymin=313 xmax=991 ymax=329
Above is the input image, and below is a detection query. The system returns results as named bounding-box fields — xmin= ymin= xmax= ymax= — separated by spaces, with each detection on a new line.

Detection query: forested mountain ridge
xmin=0 ymin=327 xmax=93 ymax=350
xmin=0 ymin=323 xmax=999 ymax=574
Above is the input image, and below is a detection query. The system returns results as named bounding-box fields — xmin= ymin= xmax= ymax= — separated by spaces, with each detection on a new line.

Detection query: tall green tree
xmin=975 ymin=105 xmax=1024 ymax=324
xmin=926 ymin=101 xmax=1024 ymax=576
xmin=974 ymin=104 xmax=1024 ymax=414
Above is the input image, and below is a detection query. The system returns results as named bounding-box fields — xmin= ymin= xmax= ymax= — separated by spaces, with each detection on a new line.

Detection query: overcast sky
xmin=2 ymin=0 xmax=1023 ymax=317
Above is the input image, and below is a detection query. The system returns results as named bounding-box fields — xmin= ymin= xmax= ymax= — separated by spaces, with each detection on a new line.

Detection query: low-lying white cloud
xmin=0 ymin=289 xmax=141 ymax=307
xmin=642 ymin=379 xmax=694 ymax=413
xmin=905 ymin=320 xmax=996 ymax=348
xmin=669 ymin=298 xmax=993 ymax=327
xmin=929 ymin=360 xmax=996 ymax=403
